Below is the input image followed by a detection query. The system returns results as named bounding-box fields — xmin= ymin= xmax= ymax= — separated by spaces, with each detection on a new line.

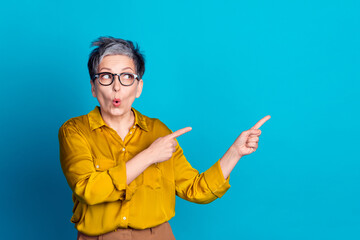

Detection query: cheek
xmin=93 ymin=87 xmax=111 ymax=103
xmin=123 ymin=89 xmax=138 ymax=103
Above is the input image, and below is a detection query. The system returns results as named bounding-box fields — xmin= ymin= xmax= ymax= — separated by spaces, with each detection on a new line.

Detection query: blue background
xmin=1 ymin=0 xmax=359 ymax=239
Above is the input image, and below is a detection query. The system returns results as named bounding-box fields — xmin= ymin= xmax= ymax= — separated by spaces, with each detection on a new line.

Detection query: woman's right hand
xmin=146 ymin=127 xmax=192 ymax=164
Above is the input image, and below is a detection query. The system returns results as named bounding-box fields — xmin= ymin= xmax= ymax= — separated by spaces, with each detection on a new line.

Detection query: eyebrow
xmin=99 ymin=67 xmax=135 ymax=72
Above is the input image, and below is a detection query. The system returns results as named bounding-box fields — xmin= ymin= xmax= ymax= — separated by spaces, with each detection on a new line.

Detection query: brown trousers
xmin=77 ymin=222 xmax=176 ymax=240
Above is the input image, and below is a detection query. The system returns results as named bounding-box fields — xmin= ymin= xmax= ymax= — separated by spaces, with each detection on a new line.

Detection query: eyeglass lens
xmin=98 ymin=73 xmax=136 ymax=86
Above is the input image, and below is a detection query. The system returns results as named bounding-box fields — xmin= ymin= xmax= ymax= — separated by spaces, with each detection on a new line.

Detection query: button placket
xmin=129 ymin=125 xmax=135 ymax=135
xmin=118 ymin=201 xmax=130 ymax=228
xmin=105 ymin=126 xmax=124 ymax=146
xmin=124 ymin=125 xmax=136 ymax=145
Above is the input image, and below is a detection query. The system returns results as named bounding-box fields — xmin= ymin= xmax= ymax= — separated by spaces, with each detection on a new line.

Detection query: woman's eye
xmin=123 ymin=74 xmax=133 ymax=80
xmin=102 ymin=74 xmax=111 ymax=79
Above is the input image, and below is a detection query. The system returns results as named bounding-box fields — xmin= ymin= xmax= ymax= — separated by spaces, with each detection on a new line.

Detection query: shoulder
xmin=58 ymin=114 xmax=89 ymax=138
xmin=134 ymin=109 xmax=172 ymax=137
xmin=148 ymin=117 xmax=172 ymax=137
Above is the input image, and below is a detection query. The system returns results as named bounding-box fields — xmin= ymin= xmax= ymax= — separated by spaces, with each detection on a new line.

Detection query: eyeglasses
xmin=93 ymin=72 xmax=140 ymax=86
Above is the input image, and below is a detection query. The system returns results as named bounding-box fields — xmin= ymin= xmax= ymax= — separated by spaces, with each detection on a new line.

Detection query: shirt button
xmin=96 ymin=165 xmax=99 ymax=169
xmin=122 ymin=148 xmax=125 ymax=152
xmin=133 ymin=126 xmax=135 ymax=129
xmin=123 ymin=216 xmax=126 ymax=220
xmin=129 ymin=131 xmax=132 ymax=134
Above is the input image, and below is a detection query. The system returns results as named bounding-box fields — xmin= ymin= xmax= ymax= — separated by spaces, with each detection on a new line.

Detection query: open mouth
xmin=113 ymin=98 xmax=121 ymax=106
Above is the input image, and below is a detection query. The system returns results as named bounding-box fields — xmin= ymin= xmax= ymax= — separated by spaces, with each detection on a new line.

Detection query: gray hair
xmin=88 ymin=37 xmax=145 ymax=80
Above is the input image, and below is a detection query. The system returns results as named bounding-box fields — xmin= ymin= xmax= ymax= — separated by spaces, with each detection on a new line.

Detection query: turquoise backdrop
xmin=1 ymin=0 xmax=359 ymax=239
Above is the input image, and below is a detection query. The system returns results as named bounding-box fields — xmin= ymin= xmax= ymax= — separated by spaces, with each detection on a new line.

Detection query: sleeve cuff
xmin=203 ymin=160 xmax=231 ymax=198
xmin=108 ymin=161 xmax=136 ymax=201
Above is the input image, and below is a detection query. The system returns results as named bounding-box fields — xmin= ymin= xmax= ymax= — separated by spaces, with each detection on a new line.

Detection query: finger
xmin=246 ymin=142 xmax=258 ymax=148
xmin=244 ymin=129 xmax=261 ymax=136
xmin=248 ymin=137 xmax=259 ymax=143
xmin=248 ymin=133 xmax=261 ymax=139
xmin=168 ymin=127 xmax=192 ymax=139
xmin=251 ymin=115 xmax=271 ymax=130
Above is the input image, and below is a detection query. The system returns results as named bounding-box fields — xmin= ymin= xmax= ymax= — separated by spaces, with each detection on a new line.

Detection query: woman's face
xmin=91 ymin=54 xmax=143 ymax=119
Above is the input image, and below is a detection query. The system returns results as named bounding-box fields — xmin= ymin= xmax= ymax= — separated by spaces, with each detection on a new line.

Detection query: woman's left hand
xmin=231 ymin=115 xmax=271 ymax=158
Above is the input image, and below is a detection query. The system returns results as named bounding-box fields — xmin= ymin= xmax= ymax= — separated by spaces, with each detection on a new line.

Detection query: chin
xmin=110 ymin=107 xmax=129 ymax=116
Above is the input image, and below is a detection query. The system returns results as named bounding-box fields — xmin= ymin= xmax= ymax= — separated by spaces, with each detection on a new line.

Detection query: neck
xmin=100 ymin=108 xmax=135 ymax=139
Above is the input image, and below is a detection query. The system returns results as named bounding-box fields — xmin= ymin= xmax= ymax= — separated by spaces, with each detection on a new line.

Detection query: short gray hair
xmin=87 ymin=37 xmax=145 ymax=80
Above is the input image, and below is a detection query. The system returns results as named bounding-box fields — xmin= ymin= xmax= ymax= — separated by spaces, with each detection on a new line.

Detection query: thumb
xmin=236 ymin=129 xmax=259 ymax=143
xmin=241 ymin=129 xmax=261 ymax=138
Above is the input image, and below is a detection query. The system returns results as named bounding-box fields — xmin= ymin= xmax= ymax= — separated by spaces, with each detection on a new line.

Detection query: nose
xmin=112 ymin=75 xmax=121 ymax=92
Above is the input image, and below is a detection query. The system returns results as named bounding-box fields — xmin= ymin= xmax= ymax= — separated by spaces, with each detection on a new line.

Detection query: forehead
xmin=98 ymin=55 xmax=135 ymax=71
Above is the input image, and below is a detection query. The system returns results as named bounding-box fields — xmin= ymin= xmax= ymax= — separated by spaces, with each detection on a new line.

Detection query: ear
xmin=90 ymin=80 xmax=97 ymax=98
xmin=135 ymin=79 xmax=143 ymax=98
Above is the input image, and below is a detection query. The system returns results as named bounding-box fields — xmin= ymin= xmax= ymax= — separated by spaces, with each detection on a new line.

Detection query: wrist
xmin=142 ymin=148 xmax=156 ymax=166
xmin=228 ymin=145 xmax=242 ymax=160
xmin=220 ymin=145 xmax=242 ymax=179
xmin=221 ymin=146 xmax=241 ymax=165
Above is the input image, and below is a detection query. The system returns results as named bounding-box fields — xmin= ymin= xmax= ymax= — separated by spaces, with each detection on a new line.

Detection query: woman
xmin=59 ymin=37 xmax=270 ymax=240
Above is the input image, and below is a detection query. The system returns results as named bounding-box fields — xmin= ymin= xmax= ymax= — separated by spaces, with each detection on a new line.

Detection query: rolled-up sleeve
xmin=203 ymin=160 xmax=230 ymax=198
xmin=59 ymin=122 xmax=135 ymax=205
xmin=173 ymin=144 xmax=231 ymax=204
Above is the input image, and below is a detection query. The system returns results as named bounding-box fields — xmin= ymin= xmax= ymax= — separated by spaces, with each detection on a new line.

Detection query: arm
xmin=173 ymin=143 xmax=231 ymax=204
xmin=220 ymin=115 xmax=271 ymax=179
xmin=59 ymin=124 xmax=131 ymax=205
xmin=126 ymin=127 xmax=192 ymax=184
xmin=130 ymin=116 xmax=271 ymax=203
xmin=59 ymin=121 xmax=192 ymax=205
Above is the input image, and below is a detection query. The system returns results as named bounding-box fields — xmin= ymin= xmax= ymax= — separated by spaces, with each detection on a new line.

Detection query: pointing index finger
xmin=168 ymin=127 xmax=192 ymax=139
xmin=251 ymin=115 xmax=271 ymax=129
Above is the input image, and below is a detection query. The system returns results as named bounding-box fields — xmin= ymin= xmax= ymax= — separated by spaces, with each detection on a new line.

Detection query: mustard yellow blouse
xmin=59 ymin=106 xmax=230 ymax=236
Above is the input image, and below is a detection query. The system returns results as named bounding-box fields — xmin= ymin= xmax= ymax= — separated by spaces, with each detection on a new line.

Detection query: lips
xmin=113 ymin=98 xmax=121 ymax=107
